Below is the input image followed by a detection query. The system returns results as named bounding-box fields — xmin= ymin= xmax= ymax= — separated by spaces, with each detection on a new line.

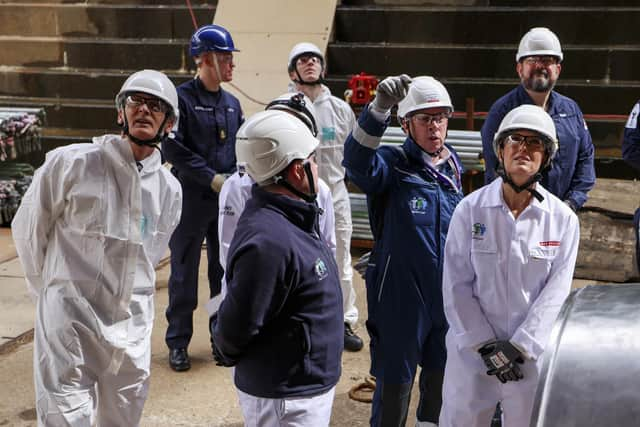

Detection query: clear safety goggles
xmin=523 ymin=56 xmax=559 ymax=66
xmin=125 ymin=95 xmax=168 ymax=114
xmin=296 ymin=54 xmax=322 ymax=66
xmin=504 ymin=133 xmax=547 ymax=151
xmin=410 ymin=111 xmax=452 ymax=126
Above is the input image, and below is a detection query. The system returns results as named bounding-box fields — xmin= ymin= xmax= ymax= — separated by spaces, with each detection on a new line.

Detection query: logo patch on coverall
xmin=409 ymin=196 xmax=428 ymax=214
xmin=472 ymin=222 xmax=486 ymax=240
xmin=314 ymin=258 xmax=328 ymax=280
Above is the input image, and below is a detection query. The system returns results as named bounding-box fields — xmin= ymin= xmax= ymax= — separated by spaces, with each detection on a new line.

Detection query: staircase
xmin=0 ymin=0 xmax=218 ymax=160
xmin=325 ymin=0 xmax=640 ymax=178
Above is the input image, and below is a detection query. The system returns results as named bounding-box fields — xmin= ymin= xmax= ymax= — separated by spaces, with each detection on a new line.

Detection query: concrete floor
xmin=0 ymin=246 xmax=408 ymax=427
xmin=0 ymin=229 xmax=606 ymax=427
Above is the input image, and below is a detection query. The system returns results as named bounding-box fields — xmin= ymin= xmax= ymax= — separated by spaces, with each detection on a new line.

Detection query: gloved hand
xmin=478 ymin=340 xmax=524 ymax=384
xmin=371 ymin=74 xmax=412 ymax=113
xmin=211 ymin=173 xmax=229 ymax=193
xmin=354 ymin=251 xmax=371 ymax=279
xmin=209 ymin=314 xmax=237 ymax=367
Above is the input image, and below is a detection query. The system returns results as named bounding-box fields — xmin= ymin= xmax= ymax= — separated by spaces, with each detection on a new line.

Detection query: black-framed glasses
xmin=523 ymin=56 xmax=558 ymax=66
xmin=410 ymin=111 xmax=451 ymax=126
xmin=125 ymin=95 xmax=168 ymax=113
xmin=504 ymin=133 xmax=546 ymax=151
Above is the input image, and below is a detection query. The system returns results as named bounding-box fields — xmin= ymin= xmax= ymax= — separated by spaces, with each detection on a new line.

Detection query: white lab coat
xmin=313 ymin=85 xmax=358 ymax=325
xmin=12 ymin=135 xmax=182 ymax=426
xmin=439 ymin=178 xmax=579 ymax=427
xmin=213 ymin=171 xmax=336 ymax=305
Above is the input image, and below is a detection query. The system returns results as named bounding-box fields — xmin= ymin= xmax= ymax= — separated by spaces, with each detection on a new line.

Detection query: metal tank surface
xmin=530 ymin=284 xmax=640 ymax=427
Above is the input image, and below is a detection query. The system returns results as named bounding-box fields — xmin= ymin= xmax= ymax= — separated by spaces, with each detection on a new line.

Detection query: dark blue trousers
xmin=165 ymin=189 xmax=223 ymax=349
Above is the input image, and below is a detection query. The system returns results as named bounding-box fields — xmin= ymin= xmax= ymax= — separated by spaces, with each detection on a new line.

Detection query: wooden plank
xmin=583 ymin=178 xmax=640 ymax=217
xmin=575 ymin=211 xmax=638 ymax=282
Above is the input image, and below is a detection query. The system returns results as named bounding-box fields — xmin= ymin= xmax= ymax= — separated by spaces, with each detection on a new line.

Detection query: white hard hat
xmin=516 ymin=27 xmax=563 ymax=62
xmin=236 ymin=110 xmax=319 ymax=185
xmin=265 ymin=92 xmax=318 ymax=137
xmin=288 ymin=42 xmax=324 ymax=72
xmin=396 ymin=76 xmax=453 ymax=121
xmin=115 ymin=69 xmax=179 ymax=131
xmin=493 ymin=104 xmax=558 ymax=168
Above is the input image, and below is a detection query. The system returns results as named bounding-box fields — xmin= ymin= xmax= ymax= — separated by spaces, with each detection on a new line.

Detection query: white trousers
xmin=34 ymin=291 xmax=153 ymax=427
xmin=329 ymin=180 xmax=357 ymax=325
xmin=237 ymin=386 xmax=336 ymax=427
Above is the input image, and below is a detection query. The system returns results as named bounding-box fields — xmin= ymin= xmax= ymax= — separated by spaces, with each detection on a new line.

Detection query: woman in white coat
xmin=439 ymin=104 xmax=580 ymax=427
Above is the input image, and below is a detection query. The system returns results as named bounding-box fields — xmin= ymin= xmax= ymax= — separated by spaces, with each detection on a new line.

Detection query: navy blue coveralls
xmin=623 ymin=100 xmax=640 ymax=273
xmin=163 ymin=77 xmax=243 ymax=350
xmin=481 ymin=84 xmax=595 ymax=210
xmin=343 ymin=107 xmax=463 ymax=426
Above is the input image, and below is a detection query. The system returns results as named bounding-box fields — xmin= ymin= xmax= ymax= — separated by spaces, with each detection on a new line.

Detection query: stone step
xmin=326 ymin=42 xmax=640 ymax=82
xmin=1 ymin=67 xmax=636 ymax=117
xmin=0 ymin=0 xmax=216 ymax=4
xmin=335 ymin=6 xmax=640 ymax=45
xmin=325 ymin=76 xmax=640 ymax=116
xmin=0 ymin=94 xmax=625 ymax=152
xmin=341 ymin=0 xmax=630 ymax=6
xmin=0 ymin=67 xmax=194 ymax=101
xmin=0 ymin=3 xmax=216 ymax=38
xmin=0 ymin=36 xmax=191 ymax=70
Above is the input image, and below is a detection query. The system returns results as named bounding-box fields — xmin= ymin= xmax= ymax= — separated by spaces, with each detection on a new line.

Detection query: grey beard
xmin=524 ymin=75 xmax=555 ymax=93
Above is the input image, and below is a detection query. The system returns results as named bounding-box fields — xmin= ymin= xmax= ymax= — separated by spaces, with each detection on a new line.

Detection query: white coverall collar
xmin=483 ymin=177 xmax=551 ymax=214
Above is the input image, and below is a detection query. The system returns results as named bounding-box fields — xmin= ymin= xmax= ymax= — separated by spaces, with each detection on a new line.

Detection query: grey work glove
xmin=478 ymin=340 xmax=524 ymax=384
xmin=371 ymin=74 xmax=412 ymax=114
xmin=211 ymin=174 xmax=229 ymax=193
xmin=354 ymin=251 xmax=371 ymax=279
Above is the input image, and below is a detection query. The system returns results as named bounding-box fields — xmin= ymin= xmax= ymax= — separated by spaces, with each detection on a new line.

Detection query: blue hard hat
xmin=189 ymin=24 xmax=239 ymax=57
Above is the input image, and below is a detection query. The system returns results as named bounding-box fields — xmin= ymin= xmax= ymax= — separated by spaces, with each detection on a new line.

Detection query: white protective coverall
xmin=12 ymin=135 xmax=182 ymax=426
xmin=439 ymin=178 xmax=579 ymax=427
xmin=215 ymin=171 xmax=336 ymax=301
xmin=312 ymin=85 xmax=358 ymax=325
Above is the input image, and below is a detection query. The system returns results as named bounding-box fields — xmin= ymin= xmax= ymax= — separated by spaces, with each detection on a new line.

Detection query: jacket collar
xmin=92 ymin=134 xmax=161 ymax=176
xmin=516 ymin=84 xmax=560 ymax=114
xmin=251 ymin=185 xmax=320 ymax=233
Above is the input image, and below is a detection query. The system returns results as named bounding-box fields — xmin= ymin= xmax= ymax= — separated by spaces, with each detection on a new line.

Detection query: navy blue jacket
xmin=481 ymin=84 xmax=595 ymax=210
xmin=162 ymin=78 xmax=243 ymax=193
xmin=342 ymin=107 xmax=463 ymax=376
xmin=623 ymin=101 xmax=640 ymax=171
xmin=212 ymin=186 xmax=343 ymax=398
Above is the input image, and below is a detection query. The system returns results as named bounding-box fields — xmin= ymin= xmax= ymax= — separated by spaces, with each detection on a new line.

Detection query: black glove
xmin=209 ymin=314 xmax=237 ymax=367
xmin=478 ymin=340 xmax=524 ymax=384
xmin=354 ymin=251 xmax=371 ymax=279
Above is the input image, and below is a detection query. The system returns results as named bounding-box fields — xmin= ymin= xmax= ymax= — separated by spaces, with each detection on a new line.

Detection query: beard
xmin=523 ymin=70 xmax=556 ymax=93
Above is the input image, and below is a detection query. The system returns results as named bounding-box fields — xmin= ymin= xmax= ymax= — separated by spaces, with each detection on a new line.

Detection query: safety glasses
xmin=125 ymin=95 xmax=168 ymax=114
xmin=410 ymin=111 xmax=451 ymax=126
xmin=504 ymin=133 xmax=546 ymax=151
xmin=296 ymin=54 xmax=321 ymax=66
xmin=523 ymin=56 xmax=559 ymax=67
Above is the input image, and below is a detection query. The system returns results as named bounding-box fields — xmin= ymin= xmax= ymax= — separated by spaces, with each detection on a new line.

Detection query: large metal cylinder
xmin=530 ymin=284 xmax=640 ymax=427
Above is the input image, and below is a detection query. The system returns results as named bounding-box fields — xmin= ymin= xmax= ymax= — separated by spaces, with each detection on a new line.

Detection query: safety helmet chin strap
xmin=272 ymin=161 xmax=317 ymax=203
xmin=405 ymin=118 xmax=446 ymax=157
xmin=292 ymin=55 xmax=325 ymax=86
xmin=496 ymin=165 xmax=545 ymax=202
xmin=121 ymin=114 xmax=170 ymax=147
